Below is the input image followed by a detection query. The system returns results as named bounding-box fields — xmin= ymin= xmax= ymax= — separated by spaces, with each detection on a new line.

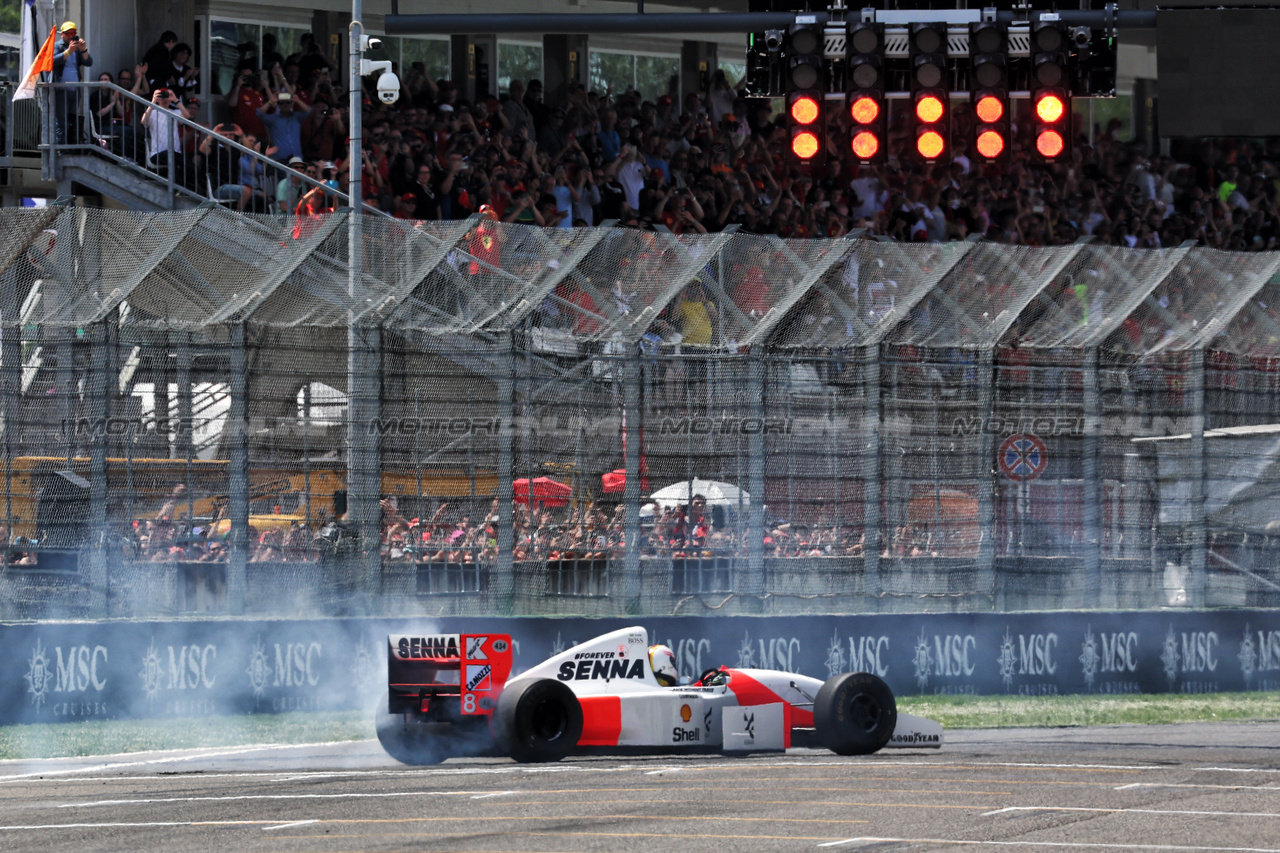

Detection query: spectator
xmin=154 ymin=42 xmax=199 ymax=102
xmin=237 ymin=133 xmax=276 ymax=212
xmin=52 ymin=21 xmax=92 ymax=145
xmin=277 ymin=156 xmax=308 ymax=213
xmin=141 ymin=31 xmax=178 ymax=87
xmin=229 ymin=64 xmax=269 ymax=142
xmin=258 ymin=90 xmax=310 ymax=163
xmin=200 ymin=122 xmax=245 ymax=204
xmin=502 ymin=80 xmax=535 ymax=139
xmin=141 ymin=86 xmax=191 ymax=174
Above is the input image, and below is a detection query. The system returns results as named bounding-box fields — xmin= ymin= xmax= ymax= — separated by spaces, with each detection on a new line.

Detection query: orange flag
xmin=13 ymin=26 xmax=56 ymax=101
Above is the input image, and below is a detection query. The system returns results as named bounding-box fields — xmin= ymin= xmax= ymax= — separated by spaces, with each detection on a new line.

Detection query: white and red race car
xmin=377 ymin=625 xmax=942 ymax=764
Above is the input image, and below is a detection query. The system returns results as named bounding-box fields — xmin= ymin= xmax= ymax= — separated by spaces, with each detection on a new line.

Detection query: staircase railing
xmin=38 ymin=81 xmax=385 ymax=215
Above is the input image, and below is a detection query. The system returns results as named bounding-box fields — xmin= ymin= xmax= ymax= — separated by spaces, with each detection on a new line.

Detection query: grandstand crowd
xmin=66 ymin=492 xmax=908 ymax=566
xmin=93 ymin=30 xmax=1280 ymax=250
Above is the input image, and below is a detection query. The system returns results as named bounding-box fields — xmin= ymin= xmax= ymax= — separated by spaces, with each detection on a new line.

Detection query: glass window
xmin=0 ymin=0 xmax=18 ymax=35
xmin=589 ymin=50 xmax=634 ymax=96
xmin=718 ymin=58 xmax=746 ymax=88
xmin=498 ymin=42 xmax=542 ymax=92
xmin=635 ymin=54 xmax=679 ymax=102
xmin=209 ymin=21 xmax=260 ymax=95
xmin=263 ymin=26 xmax=307 ymax=69
xmin=401 ymin=38 xmax=450 ymax=85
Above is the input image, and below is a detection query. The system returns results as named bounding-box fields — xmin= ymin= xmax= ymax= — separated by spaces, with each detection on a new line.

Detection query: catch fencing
xmin=2 ymin=207 xmax=1279 ymax=620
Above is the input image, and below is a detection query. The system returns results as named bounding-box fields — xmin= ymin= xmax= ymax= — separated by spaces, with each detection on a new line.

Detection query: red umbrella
xmin=601 ymin=469 xmax=650 ymax=494
xmin=512 ymin=476 xmax=572 ymax=507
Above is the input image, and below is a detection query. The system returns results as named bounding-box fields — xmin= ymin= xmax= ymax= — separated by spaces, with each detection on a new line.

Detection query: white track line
xmin=984 ymin=806 xmax=1280 ymax=818
xmin=818 ymin=838 xmax=1280 ymax=851
xmin=0 ymin=742 xmax=362 ymax=783
xmin=1117 ymin=783 xmax=1280 ymax=792
xmin=262 ymin=820 xmax=318 ymax=832
xmin=61 ymin=790 xmax=508 ymax=808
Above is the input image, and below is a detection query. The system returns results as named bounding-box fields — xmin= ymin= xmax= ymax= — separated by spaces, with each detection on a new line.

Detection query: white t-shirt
xmin=144 ymin=104 xmax=182 ymax=160
xmin=618 ymin=160 xmax=646 ymax=211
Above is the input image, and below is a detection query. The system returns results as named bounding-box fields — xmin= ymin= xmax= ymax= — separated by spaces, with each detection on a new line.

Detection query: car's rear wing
xmin=388 ymin=633 xmax=513 ymax=715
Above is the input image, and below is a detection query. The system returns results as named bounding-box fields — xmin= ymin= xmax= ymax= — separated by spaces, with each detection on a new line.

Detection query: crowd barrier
xmin=9 ymin=609 xmax=1280 ymax=725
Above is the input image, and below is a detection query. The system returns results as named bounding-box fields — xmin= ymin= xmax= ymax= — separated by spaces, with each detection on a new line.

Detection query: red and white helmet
xmin=648 ymin=644 xmax=677 ymax=687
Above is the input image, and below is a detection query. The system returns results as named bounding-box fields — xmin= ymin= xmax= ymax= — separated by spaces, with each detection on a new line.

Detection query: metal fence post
xmin=744 ymin=347 xmax=766 ymax=608
xmin=622 ymin=350 xmax=643 ymax=613
xmin=227 ymin=322 xmax=248 ymax=613
xmin=1082 ymin=346 xmax=1102 ymax=607
xmin=87 ymin=322 xmax=108 ymax=616
xmin=348 ymin=321 xmax=383 ymax=611
xmin=975 ymin=346 xmax=997 ymax=607
xmin=1188 ymin=348 xmax=1206 ymax=607
xmin=862 ymin=343 xmax=881 ymax=605
xmin=495 ymin=334 xmax=515 ymax=614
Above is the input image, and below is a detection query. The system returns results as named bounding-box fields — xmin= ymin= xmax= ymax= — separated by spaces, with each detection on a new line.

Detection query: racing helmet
xmin=648 ymin=644 xmax=678 ymax=687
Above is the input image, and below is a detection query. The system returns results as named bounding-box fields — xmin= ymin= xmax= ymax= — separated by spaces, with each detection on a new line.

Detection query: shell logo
xmin=680 ymin=704 xmax=692 ymax=722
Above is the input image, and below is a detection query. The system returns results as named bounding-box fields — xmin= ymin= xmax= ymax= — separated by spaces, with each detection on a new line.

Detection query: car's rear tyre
xmin=494 ymin=678 xmax=583 ymax=763
xmin=375 ymin=692 xmax=494 ymax=765
xmin=813 ymin=671 xmax=897 ymax=756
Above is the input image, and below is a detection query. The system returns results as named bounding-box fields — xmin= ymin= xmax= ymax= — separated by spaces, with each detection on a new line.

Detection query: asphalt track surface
xmin=3 ymin=722 xmax=1280 ymax=852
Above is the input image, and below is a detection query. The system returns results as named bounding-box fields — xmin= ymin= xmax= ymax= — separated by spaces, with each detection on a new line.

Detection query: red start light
xmin=850 ymin=96 xmax=880 ymax=125
xmin=792 ymin=130 xmax=820 ymax=159
xmin=975 ymin=95 xmax=1004 ymax=124
xmin=1036 ymin=129 xmax=1065 ymax=158
xmin=915 ymin=95 xmax=944 ymax=124
xmin=976 ymin=129 xmax=1006 ymax=159
xmin=1035 ymin=93 xmax=1065 ymax=123
xmin=917 ymin=130 xmax=945 ymax=160
xmin=790 ymin=96 xmax=820 ymax=125
xmin=851 ymin=131 xmax=880 ymax=160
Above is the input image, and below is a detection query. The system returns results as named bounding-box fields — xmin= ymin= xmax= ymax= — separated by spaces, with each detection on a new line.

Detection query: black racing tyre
xmin=813 ymin=671 xmax=897 ymax=756
xmin=375 ymin=692 xmax=494 ymax=765
xmin=494 ymin=678 xmax=583 ymax=763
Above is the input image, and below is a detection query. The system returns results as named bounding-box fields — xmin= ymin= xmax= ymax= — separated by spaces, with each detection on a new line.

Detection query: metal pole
xmin=227 ymin=322 xmax=248 ymax=613
xmin=1082 ymin=346 xmax=1102 ymax=607
xmin=1188 ymin=349 xmax=1206 ymax=607
xmin=386 ymin=7 xmax=1154 ymax=35
xmin=745 ymin=347 xmax=766 ymax=610
xmin=387 ymin=12 xmax=830 ymax=35
xmin=496 ymin=337 xmax=514 ymax=614
xmin=862 ymin=344 xmax=881 ymax=605
xmin=87 ymin=322 xmax=108 ymax=616
xmin=975 ymin=347 xmax=996 ymax=609
xmin=348 ymin=1 xmax=383 ymax=611
xmin=622 ymin=351 xmax=642 ymax=613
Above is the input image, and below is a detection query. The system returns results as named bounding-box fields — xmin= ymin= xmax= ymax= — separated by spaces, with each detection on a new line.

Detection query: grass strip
xmin=0 ymin=693 xmax=1277 ymax=761
xmin=897 ymin=691 xmax=1280 ymax=730
xmin=0 ymin=711 xmax=374 ymax=761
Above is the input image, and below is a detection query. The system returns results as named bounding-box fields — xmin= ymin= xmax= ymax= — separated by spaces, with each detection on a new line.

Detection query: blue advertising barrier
xmin=9 ymin=610 xmax=1280 ymax=725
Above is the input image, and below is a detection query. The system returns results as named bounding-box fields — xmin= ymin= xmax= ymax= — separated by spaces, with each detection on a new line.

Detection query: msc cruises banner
xmin=8 ymin=610 xmax=1280 ymax=724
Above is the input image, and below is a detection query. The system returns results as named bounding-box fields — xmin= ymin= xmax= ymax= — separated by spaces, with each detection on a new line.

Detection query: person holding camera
xmin=51 ymin=21 xmax=92 ymax=145
xmin=141 ymin=86 xmax=193 ymax=177
xmin=229 ymin=63 xmax=267 ymax=141
xmin=258 ymin=88 xmax=309 ymax=164
xmin=301 ymin=103 xmax=344 ymax=164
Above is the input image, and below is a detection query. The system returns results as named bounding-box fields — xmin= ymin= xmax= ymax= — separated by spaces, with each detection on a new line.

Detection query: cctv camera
xmin=377 ymin=70 xmax=401 ymax=104
xmin=362 ymin=35 xmax=383 ymax=52
xmin=1071 ymin=27 xmax=1091 ymax=48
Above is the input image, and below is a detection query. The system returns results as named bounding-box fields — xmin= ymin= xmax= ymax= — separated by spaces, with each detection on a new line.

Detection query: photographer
xmin=228 ymin=63 xmax=267 ymax=141
xmin=52 ymin=21 xmax=93 ymax=145
xmin=141 ymin=86 xmax=193 ymax=177
xmin=301 ymin=103 xmax=344 ymax=163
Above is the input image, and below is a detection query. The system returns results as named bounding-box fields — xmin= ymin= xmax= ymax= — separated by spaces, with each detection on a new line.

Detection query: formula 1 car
xmin=376 ymin=626 xmax=942 ymax=764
